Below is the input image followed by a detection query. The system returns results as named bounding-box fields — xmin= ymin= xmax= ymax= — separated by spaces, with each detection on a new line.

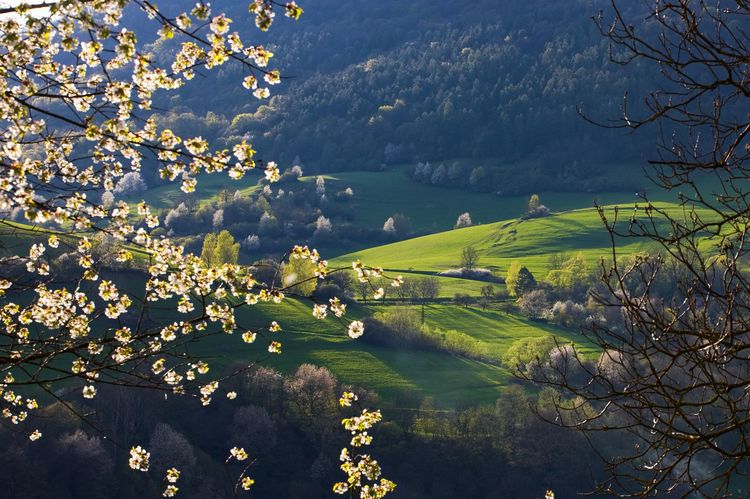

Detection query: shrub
xmin=454 ymin=293 xmax=474 ymax=308
xmin=549 ymin=300 xmax=588 ymax=328
xmin=212 ymin=208 xmax=224 ymax=229
xmin=113 ymin=171 xmax=146 ymax=196
xmin=165 ymin=202 xmax=190 ymax=229
xmin=438 ymin=267 xmax=500 ymax=282
xmin=242 ymin=234 xmax=261 ymax=250
xmin=522 ymin=204 xmax=550 ymax=219
xmin=454 ymin=212 xmax=473 ymax=229
xmin=314 ymin=215 xmax=332 ymax=234
xmin=501 ymin=336 xmax=558 ymax=374
xmin=334 ymin=187 xmax=354 ymax=202
xmin=383 ymin=217 xmax=396 ymax=233
xmin=518 ymin=289 xmax=550 ymax=320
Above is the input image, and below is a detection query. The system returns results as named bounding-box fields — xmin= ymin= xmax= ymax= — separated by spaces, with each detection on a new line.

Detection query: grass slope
xmin=334 ymin=203 xmax=706 ymax=277
xmin=127 ymin=171 xmax=262 ymax=210
xmin=369 ymin=303 xmax=598 ymax=359
xmin=421 ymin=304 xmax=598 ymax=357
xmin=133 ymin=164 xmax=650 ymax=230
xmin=340 ymin=269 xmax=502 ymax=298
xmin=300 ymin=165 xmax=646 ymax=233
xmin=196 ymin=298 xmax=510 ymax=407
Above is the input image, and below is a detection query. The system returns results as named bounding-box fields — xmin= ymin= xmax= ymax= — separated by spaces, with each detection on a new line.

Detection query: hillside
xmin=299 ymin=167 xmax=652 ymax=234
xmin=0 ymin=215 xmax=598 ymax=409
xmin=141 ymin=0 xmax=658 ymax=195
xmin=334 ymin=202 xmax=705 ymax=276
xmin=6 ymin=193 xmax=716 ymax=410
xmin=132 ymin=163 xmax=651 ymax=233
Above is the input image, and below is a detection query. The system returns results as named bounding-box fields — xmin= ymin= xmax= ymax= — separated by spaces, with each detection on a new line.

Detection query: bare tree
xmin=149 ymin=423 xmax=198 ymax=477
xmin=283 ymin=364 xmax=338 ymax=438
xmin=480 ymin=284 xmax=496 ymax=310
xmin=357 ymin=279 xmax=371 ymax=303
xmin=230 ymin=405 xmax=278 ymax=454
xmin=460 ymin=246 xmax=480 ymax=272
xmin=413 ymin=277 xmax=441 ymax=323
xmin=395 ymin=277 xmax=413 ymax=302
xmin=529 ymin=2 xmax=750 ymax=496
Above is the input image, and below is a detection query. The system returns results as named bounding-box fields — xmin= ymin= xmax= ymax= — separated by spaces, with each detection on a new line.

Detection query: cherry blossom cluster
xmin=333 ymin=403 xmax=396 ymax=498
xmin=0 ymin=1 xmax=399 ymax=494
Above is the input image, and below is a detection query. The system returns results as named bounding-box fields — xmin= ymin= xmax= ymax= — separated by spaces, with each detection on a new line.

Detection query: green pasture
xmin=124 ymin=171 xmax=262 ymax=210
xmin=298 ymin=165 xmax=647 ymax=233
xmin=335 ymin=203 xmax=712 ymax=277
xmin=333 ymin=267 xmax=503 ymax=298
xmin=2 ymin=172 xmax=724 ymax=410
xmin=193 ymin=298 xmax=511 ymax=407
xmin=132 ymin=163 xmax=653 ymax=231
xmin=370 ymin=303 xmax=598 ymax=359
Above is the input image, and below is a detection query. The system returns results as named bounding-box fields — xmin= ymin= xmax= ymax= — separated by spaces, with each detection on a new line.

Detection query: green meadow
xmin=200 ymin=299 xmax=600 ymax=407
xmin=4 ymin=169 xmax=720 ymax=409
xmin=131 ymin=162 xmax=656 ymax=231
xmin=125 ymin=171 xmax=263 ymax=210
xmin=299 ymin=165 xmax=648 ymax=232
xmin=193 ymin=298 xmax=512 ymax=407
xmin=334 ymin=202 xmax=711 ymax=276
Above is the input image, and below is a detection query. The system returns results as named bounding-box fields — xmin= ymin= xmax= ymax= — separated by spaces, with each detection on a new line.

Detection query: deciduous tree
xmin=200 ymin=229 xmax=239 ymax=266
xmin=454 ymin=212 xmax=473 ymax=229
xmin=460 ymin=245 xmax=479 ymax=271
xmin=530 ymin=2 xmax=750 ymax=495
xmin=506 ymin=261 xmax=537 ymax=297
xmin=0 ymin=2 xmax=397 ymax=495
xmin=414 ymin=277 xmax=440 ymax=322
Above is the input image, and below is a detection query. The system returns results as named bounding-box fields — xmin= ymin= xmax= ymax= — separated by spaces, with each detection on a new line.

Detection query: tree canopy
xmin=200 ymin=230 xmax=240 ymax=266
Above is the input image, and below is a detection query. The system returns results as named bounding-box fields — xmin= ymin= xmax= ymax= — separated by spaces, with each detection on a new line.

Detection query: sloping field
xmin=133 ymin=164 xmax=648 ymax=230
xmin=300 ymin=166 xmax=644 ymax=232
xmin=125 ymin=171 xmax=262 ymax=210
xmin=193 ymin=299 xmax=511 ymax=407
xmin=334 ymin=203 xmax=707 ymax=276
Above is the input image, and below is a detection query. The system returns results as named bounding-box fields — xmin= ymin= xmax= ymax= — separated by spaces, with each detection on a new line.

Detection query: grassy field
xmin=336 ymin=268 xmax=503 ymax=298
xmin=370 ymin=303 xmax=598 ymax=358
xmin=1 ymin=202 xmax=698 ymax=408
xmin=131 ymin=163 xmax=654 ymax=230
xmin=334 ymin=202 xmax=710 ymax=277
xmin=299 ymin=165 xmax=650 ymax=233
xmin=196 ymin=298 xmax=512 ymax=407
xmin=3 ymin=169 xmax=722 ymax=409
xmin=125 ymin=171 xmax=262 ymax=210
xmin=422 ymin=304 xmax=598 ymax=356
xmin=268 ymin=341 xmax=509 ymax=407
xmin=197 ymin=296 xmax=602 ymax=407
xmin=0 ymin=220 xmax=153 ymax=265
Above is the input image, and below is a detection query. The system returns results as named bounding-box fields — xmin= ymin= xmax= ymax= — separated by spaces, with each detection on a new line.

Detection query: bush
xmin=549 ymin=300 xmax=588 ymax=328
xmin=242 ymin=234 xmax=261 ymax=250
xmin=521 ymin=204 xmax=550 ymax=219
xmin=334 ymin=187 xmax=354 ymax=202
xmin=438 ymin=267 xmax=500 ymax=282
xmin=313 ymin=282 xmax=346 ymax=303
xmin=454 ymin=212 xmax=473 ymax=229
xmin=113 ymin=171 xmax=146 ymax=196
xmin=518 ymin=289 xmax=550 ymax=320
xmin=454 ymin=293 xmax=474 ymax=308
xmin=501 ymin=336 xmax=557 ymax=375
